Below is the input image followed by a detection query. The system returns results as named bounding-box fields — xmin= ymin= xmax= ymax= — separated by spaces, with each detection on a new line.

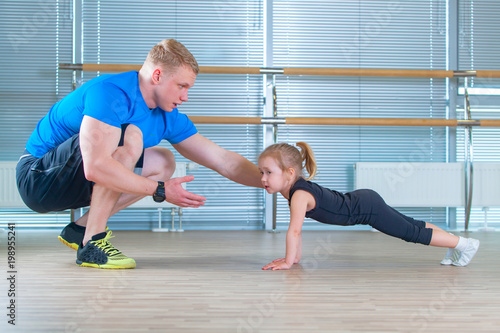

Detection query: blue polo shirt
xmin=26 ymin=71 xmax=197 ymax=158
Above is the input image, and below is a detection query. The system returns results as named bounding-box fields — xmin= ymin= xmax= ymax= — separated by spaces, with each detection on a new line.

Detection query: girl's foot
xmin=451 ymin=238 xmax=480 ymax=267
xmin=440 ymin=248 xmax=456 ymax=265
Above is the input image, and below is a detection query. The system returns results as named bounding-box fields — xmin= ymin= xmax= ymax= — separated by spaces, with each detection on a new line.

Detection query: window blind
xmin=272 ymin=0 xmax=449 ymax=228
xmin=0 ymin=0 xmax=74 ymax=225
xmin=81 ymin=0 xmax=265 ymax=229
xmin=0 ymin=0 xmax=73 ymax=160
xmin=457 ymin=0 xmax=500 ymax=228
xmin=2 ymin=0 xmax=499 ymax=229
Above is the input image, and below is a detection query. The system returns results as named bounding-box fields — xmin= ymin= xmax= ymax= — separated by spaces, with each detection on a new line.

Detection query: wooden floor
xmin=1 ymin=229 xmax=500 ymax=333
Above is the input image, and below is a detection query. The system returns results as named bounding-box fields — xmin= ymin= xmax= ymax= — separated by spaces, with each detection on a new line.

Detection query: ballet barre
xmin=59 ymin=63 xmax=500 ymax=78
xmin=187 ymin=116 xmax=500 ymax=128
xmin=58 ymin=63 xmax=500 ymax=129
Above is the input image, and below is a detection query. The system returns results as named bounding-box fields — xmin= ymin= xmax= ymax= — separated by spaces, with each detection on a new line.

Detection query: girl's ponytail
xmin=296 ymin=142 xmax=317 ymax=180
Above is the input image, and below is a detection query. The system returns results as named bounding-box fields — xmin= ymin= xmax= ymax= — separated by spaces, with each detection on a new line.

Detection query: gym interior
xmin=1 ymin=1 xmax=499 ymax=332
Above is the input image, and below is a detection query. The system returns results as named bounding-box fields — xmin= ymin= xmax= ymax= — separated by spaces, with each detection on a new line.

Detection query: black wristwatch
xmin=152 ymin=181 xmax=166 ymax=203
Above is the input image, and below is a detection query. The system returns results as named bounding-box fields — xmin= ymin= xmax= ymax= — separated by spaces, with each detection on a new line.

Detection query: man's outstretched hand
xmin=163 ymin=175 xmax=206 ymax=208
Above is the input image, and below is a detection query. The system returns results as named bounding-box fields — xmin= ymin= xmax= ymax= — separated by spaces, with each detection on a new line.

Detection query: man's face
xmin=155 ymin=65 xmax=197 ymax=111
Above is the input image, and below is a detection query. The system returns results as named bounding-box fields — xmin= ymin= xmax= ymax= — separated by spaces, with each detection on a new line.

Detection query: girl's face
xmin=258 ymin=156 xmax=295 ymax=197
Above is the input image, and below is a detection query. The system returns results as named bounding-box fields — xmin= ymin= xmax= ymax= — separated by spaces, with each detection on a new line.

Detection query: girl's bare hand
xmin=262 ymin=259 xmax=291 ymax=271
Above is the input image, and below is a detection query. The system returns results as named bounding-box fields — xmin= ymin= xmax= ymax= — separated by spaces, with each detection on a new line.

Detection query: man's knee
xmin=154 ymin=148 xmax=175 ymax=177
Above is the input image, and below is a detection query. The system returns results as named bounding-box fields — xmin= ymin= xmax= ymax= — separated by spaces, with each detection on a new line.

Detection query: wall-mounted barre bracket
xmin=261 ymin=117 xmax=286 ymax=124
xmin=259 ymin=68 xmax=284 ymax=75
xmin=60 ymin=63 xmax=83 ymax=70
xmin=457 ymin=120 xmax=481 ymax=127
xmin=453 ymin=71 xmax=477 ymax=77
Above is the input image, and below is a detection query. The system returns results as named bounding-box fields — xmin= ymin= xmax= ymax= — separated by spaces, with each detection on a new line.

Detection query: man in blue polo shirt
xmin=16 ymin=39 xmax=262 ymax=269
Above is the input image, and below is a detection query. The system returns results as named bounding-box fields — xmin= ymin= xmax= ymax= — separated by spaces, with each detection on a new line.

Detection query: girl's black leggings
xmin=349 ymin=189 xmax=433 ymax=245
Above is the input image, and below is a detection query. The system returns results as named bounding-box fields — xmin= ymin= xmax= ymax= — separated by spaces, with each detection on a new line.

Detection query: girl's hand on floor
xmin=262 ymin=258 xmax=291 ymax=270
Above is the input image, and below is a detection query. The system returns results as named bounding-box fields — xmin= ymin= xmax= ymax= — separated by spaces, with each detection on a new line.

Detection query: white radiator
xmin=355 ymin=162 xmax=500 ymax=208
xmin=355 ymin=162 xmax=464 ymax=207
xmin=1 ymin=160 xmax=195 ymax=231
xmin=0 ymin=161 xmax=195 ymax=208
xmin=471 ymin=163 xmax=500 ymax=207
xmin=0 ymin=161 xmax=26 ymax=208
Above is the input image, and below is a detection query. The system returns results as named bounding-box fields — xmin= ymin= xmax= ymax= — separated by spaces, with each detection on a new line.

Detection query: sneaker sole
xmin=58 ymin=236 xmax=79 ymax=251
xmin=440 ymin=259 xmax=453 ymax=265
xmin=76 ymin=260 xmax=136 ymax=269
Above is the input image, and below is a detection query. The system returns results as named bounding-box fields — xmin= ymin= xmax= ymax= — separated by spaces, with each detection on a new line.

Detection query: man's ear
xmin=152 ymin=68 xmax=161 ymax=84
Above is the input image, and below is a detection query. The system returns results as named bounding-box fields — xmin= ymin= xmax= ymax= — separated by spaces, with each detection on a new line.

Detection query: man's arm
xmin=79 ymin=116 xmax=157 ymax=196
xmin=172 ymin=133 xmax=263 ymax=188
xmin=80 ymin=117 xmax=205 ymax=207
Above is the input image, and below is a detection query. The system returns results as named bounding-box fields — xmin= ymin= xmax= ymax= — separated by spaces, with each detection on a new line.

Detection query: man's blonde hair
xmin=146 ymin=39 xmax=199 ymax=75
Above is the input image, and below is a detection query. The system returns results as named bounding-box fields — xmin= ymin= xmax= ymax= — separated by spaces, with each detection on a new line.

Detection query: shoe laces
xmin=92 ymin=231 xmax=122 ymax=257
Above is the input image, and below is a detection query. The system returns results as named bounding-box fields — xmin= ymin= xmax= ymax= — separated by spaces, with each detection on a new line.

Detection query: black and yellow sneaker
xmin=76 ymin=231 xmax=136 ymax=269
xmin=58 ymin=222 xmax=109 ymax=251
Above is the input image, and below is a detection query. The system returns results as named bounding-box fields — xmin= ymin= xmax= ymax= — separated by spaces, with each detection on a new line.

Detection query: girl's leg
xmin=425 ymin=223 xmax=459 ymax=248
xmin=378 ymin=201 xmax=459 ymax=248
xmin=354 ymin=190 xmax=434 ymax=245
xmin=354 ymin=190 xmax=479 ymax=266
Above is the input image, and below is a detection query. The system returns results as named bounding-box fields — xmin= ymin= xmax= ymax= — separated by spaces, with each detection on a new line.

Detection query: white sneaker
xmin=452 ymin=238 xmax=480 ymax=267
xmin=440 ymin=248 xmax=456 ymax=265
